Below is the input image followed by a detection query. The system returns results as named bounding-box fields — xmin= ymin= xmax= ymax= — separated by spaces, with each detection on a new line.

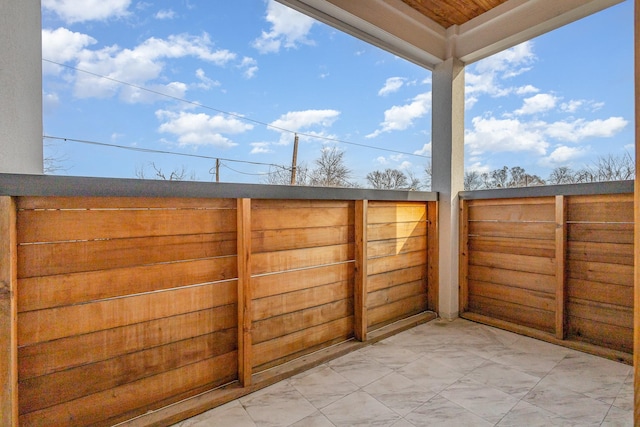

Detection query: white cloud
xmin=250 ymin=142 xmax=273 ymax=154
xmin=43 ymin=92 xmax=60 ymax=114
xmin=375 ymin=156 xmax=389 ymax=165
xmin=252 ymin=0 xmax=315 ymax=54
xmin=367 ymin=92 xmax=431 ymax=138
xmin=42 ymin=0 xmax=131 ymax=23
xmin=239 ymin=57 xmax=258 ymax=79
xmin=42 ymin=28 xmax=97 ymax=74
xmin=466 ymin=41 xmax=537 ymax=104
xmin=560 ymin=99 xmax=604 ymax=113
xmin=466 ymin=114 xmax=628 ymax=157
xmin=515 ymin=85 xmax=539 ymax=95
xmin=270 ymin=109 xmax=340 ymax=132
xmin=156 ymin=110 xmax=253 ymax=148
xmin=414 ymin=143 xmax=431 ymax=156
xmin=398 ymin=161 xmax=412 ymax=170
xmin=155 ymin=9 xmax=176 ymax=20
xmin=193 ymin=69 xmax=220 ymax=90
xmin=545 ymin=117 xmax=628 ymax=142
xmin=269 ymin=109 xmax=340 ymax=145
xmin=378 ymin=77 xmax=405 ymax=96
xmin=514 ymin=93 xmax=558 ymax=115
xmin=540 ymin=145 xmax=588 ymax=167
xmin=466 ymin=162 xmax=491 ymax=174
xmin=465 ymin=116 xmax=550 ymax=156
xmin=46 ymin=31 xmax=237 ymax=102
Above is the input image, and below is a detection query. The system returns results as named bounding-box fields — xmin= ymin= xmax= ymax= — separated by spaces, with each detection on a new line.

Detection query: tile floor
xmin=173 ymin=318 xmax=633 ymax=426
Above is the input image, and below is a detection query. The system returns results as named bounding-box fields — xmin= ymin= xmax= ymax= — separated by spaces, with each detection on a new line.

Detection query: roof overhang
xmin=276 ymin=0 xmax=625 ymax=69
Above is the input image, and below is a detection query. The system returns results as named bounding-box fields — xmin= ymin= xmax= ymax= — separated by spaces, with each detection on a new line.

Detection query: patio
xmin=172 ymin=318 xmax=632 ymax=427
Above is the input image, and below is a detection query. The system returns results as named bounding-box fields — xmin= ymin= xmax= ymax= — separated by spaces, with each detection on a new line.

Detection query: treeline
xmin=464 ymin=152 xmax=634 ymax=191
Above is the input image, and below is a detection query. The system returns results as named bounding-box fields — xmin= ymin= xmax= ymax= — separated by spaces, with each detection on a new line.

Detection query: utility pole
xmin=290 ymin=133 xmax=299 ymax=185
xmin=215 ymin=158 xmax=220 ymax=182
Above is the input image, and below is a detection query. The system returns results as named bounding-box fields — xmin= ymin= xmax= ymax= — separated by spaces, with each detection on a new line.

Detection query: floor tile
xmin=321 ymin=391 xmax=401 ymax=427
xmin=523 ymin=382 xmax=612 ymax=424
xmin=439 ymin=377 xmax=519 ymax=424
xmin=290 ymin=365 xmax=359 ymax=409
xmin=363 ymin=372 xmax=436 ymax=416
xmin=404 ymin=395 xmax=493 ymax=427
xmin=239 ymin=381 xmax=317 ymax=426
xmin=327 ymin=350 xmax=393 ymax=387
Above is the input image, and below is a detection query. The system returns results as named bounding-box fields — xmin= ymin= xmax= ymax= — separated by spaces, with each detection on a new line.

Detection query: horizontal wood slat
xmin=19 ymin=329 xmax=237 ymax=415
xmin=468 ymin=280 xmax=554 ymax=311
xmin=253 ymin=280 xmax=352 ymax=321
xmin=367 ymin=235 xmax=426 ymax=258
xmin=469 ymin=251 xmax=555 ymax=276
xmin=469 ymin=236 xmax=555 ymax=257
xmin=19 ymin=305 xmax=236 ymax=380
xmin=468 ymin=265 xmax=555 ymax=294
xmin=368 ymin=221 xmax=426 ymax=241
xmin=469 ymin=221 xmax=555 ymax=240
xmin=469 ymin=202 xmax=554 ymax=222
xmin=18 ymin=208 xmax=237 ymax=243
xmin=251 ymin=207 xmax=353 ymax=231
xmin=252 ymin=244 xmax=354 ymax=276
xmin=468 ymin=295 xmax=555 ymax=333
xmin=367 ymin=251 xmax=426 ymax=276
xmin=19 ymin=352 xmax=238 ymax=427
xmin=367 ymin=203 xmax=426 ymax=224
xmin=18 ymin=281 xmax=237 ymax=346
xmin=368 ymin=294 xmax=427 ymax=329
xmin=252 ymin=225 xmax=352 ymax=253
xmin=251 ymin=263 xmax=354 ymax=299
xmin=252 ymin=316 xmax=353 ymax=369
xmin=18 ymin=256 xmax=237 ymax=312
xmin=18 ymin=232 xmax=236 ymax=278
xmin=368 ymin=265 xmax=426 ymax=293
xmin=252 ymin=299 xmax=353 ymax=344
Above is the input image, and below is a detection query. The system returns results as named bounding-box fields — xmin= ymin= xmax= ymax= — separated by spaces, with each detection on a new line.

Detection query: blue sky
xmin=41 ymin=0 xmax=634 ymax=186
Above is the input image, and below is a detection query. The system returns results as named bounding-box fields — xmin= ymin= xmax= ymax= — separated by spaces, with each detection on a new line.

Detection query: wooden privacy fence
xmin=459 ymin=181 xmax=634 ymax=361
xmin=0 ymin=175 xmax=437 ymax=427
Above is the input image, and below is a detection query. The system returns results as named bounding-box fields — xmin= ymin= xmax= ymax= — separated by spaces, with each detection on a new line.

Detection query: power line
xmin=43 ymin=135 xmax=289 ymax=169
xmin=42 ymin=58 xmax=431 ymax=160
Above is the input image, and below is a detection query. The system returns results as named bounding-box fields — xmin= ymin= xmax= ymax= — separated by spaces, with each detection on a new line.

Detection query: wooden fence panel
xmin=9 ymin=194 xmax=437 ymax=426
xmin=461 ymin=192 xmax=634 ymax=356
xmin=16 ymin=197 xmax=239 ymax=427
xmin=565 ymin=194 xmax=634 ymax=353
xmin=464 ymin=197 xmax=556 ymax=333
xmin=249 ymin=200 xmax=355 ymax=371
xmin=366 ymin=201 xmax=428 ymax=330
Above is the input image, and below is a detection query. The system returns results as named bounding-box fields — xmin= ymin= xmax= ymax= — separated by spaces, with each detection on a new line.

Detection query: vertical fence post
xmin=458 ymin=199 xmax=468 ymax=314
xmin=633 ymin=1 xmax=639 ymax=424
xmin=427 ymin=201 xmax=439 ymax=313
xmin=237 ymin=198 xmax=252 ymax=387
xmin=354 ymin=200 xmax=368 ymax=342
xmin=0 ymin=197 xmax=18 ymax=427
xmin=555 ymin=195 xmax=567 ymax=340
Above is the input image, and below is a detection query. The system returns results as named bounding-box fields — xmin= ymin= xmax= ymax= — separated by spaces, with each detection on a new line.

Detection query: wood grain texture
xmin=251 ymin=263 xmax=353 ymax=299
xmin=237 ymin=198 xmax=252 ymax=387
xmin=17 ymin=208 xmax=236 ymax=243
xmin=19 ymin=352 xmax=237 ymax=427
xmin=18 ymin=256 xmax=237 ymax=312
xmin=354 ymin=200 xmax=368 ymax=342
xmin=19 ymin=305 xmax=236 ymax=380
xmin=0 ymin=197 xmax=18 ymax=427
xmin=18 ymin=280 xmax=237 ymax=346
xmin=18 ymin=232 xmax=236 ymax=278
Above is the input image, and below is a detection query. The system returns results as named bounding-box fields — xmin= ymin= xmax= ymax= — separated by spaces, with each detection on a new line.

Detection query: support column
xmin=431 ymin=57 xmax=465 ymax=320
xmin=0 ymin=1 xmax=43 ymax=174
xmin=632 ymin=1 xmax=639 ymax=425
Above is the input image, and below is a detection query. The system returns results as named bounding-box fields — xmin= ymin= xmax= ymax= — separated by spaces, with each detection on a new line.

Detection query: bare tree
xmin=547 ymin=166 xmax=575 ymax=185
xmin=264 ymin=163 xmax=310 ymax=186
xmin=464 ymin=170 xmax=483 ymax=191
xmin=135 ymin=162 xmax=196 ymax=181
xmin=584 ymin=152 xmax=635 ymax=182
xmin=366 ymin=168 xmax=409 ymax=189
xmin=308 ymin=147 xmax=353 ymax=187
xmin=43 ymin=140 xmax=69 ymax=174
